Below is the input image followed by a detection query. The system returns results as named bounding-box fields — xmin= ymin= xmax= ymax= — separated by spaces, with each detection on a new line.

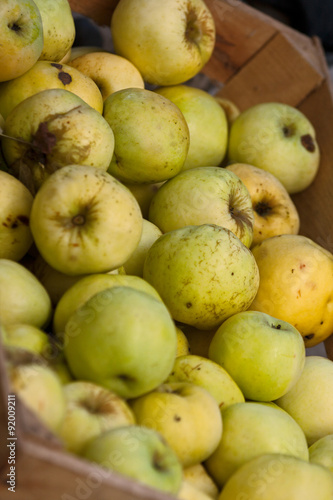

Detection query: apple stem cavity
xmin=72 ymin=214 xmax=86 ymax=226
xmin=185 ymin=8 xmax=202 ymax=47
xmin=254 ymin=201 xmax=272 ymax=217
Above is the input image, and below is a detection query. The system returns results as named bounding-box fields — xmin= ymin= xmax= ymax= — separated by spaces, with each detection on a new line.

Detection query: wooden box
xmin=1 ymin=1 xmax=332 ymax=498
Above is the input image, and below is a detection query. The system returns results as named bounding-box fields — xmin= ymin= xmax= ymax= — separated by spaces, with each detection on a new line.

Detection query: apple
xmin=0 ymin=259 xmax=52 ymax=328
xmin=204 ymin=401 xmax=309 ymax=488
xmin=63 ymin=286 xmax=178 ymax=399
xmin=227 ymin=102 xmax=320 ymax=194
xmin=68 ymin=51 xmax=145 ymax=101
xmin=166 ymin=354 xmax=245 ymax=411
xmin=182 ymin=464 xmax=219 ymax=499
xmin=214 ymin=96 xmax=240 ymax=126
xmin=29 ymin=165 xmax=143 ymax=276
xmin=0 ymin=170 xmax=33 ymax=260
xmin=0 ymin=60 xmax=104 ymax=120
xmin=130 ymin=382 xmax=223 ymax=468
xmin=226 ymin=163 xmax=300 ymax=246
xmin=0 ymin=0 xmax=43 ymax=82
xmin=219 ymin=453 xmax=333 ymax=500
xmin=124 ymin=181 xmax=164 ymax=219
xmin=177 ymin=479 xmax=216 ymax=500
xmin=143 ymin=224 xmax=259 ymax=330
xmin=148 ymin=166 xmax=254 ymax=247
xmin=68 ymin=46 xmax=107 ymax=61
xmin=111 ymin=0 xmax=216 ymax=86
xmin=275 ymin=356 xmax=333 ymax=445
xmin=177 ymin=324 xmax=217 ymax=358
xmin=57 ymin=381 xmax=135 ymax=455
xmin=155 ymin=85 xmax=228 ymax=171
xmin=2 ymin=323 xmax=51 ymax=356
xmin=208 ymin=310 xmax=305 ymax=402
xmin=103 ymin=88 xmax=190 ymax=184
xmin=2 ymin=89 xmax=115 ymax=193
xmin=175 ymin=327 xmax=190 ymax=357
xmin=309 ymin=434 xmax=333 ymax=474
xmin=82 ymin=425 xmax=183 ymax=495
xmin=248 ymin=234 xmax=333 ymax=347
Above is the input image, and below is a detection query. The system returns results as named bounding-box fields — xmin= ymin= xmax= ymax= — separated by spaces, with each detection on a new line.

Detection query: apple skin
xmin=178 ymin=324 xmax=217 ymax=358
xmin=214 ymin=96 xmax=240 ymax=127
xmin=227 ymin=102 xmax=320 ymax=194
xmin=148 ymin=166 xmax=254 ymax=248
xmin=182 ymin=464 xmax=219 ymax=500
xmin=219 ymin=453 xmax=333 ymax=500
xmin=124 ymin=181 xmax=164 ymax=219
xmin=275 ymin=356 xmax=333 ymax=446
xmin=177 ymin=479 xmax=217 ymax=500
xmin=130 ymin=382 xmax=223 ymax=468
xmin=155 ymin=85 xmax=228 ymax=170
xmin=309 ymin=434 xmax=333 ymax=474
xmin=208 ymin=310 xmax=305 ymax=402
xmin=111 ymin=0 xmax=216 ymax=86
xmin=2 ymin=323 xmax=51 ymax=356
xmin=204 ymin=401 xmax=309 ymax=488
xmin=0 ymin=0 xmax=43 ymax=82
xmin=175 ymin=327 xmax=190 ymax=357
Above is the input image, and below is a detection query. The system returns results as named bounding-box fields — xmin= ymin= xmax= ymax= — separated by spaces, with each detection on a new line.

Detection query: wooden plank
xmin=69 ymin=0 xmax=119 ymax=26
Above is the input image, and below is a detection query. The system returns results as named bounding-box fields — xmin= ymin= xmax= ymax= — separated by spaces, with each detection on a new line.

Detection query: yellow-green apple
xmin=130 ymin=381 xmax=222 ymax=467
xmin=33 ymin=0 xmax=75 ymax=62
xmin=42 ymin=343 xmax=73 ymax=385
xmin=309 ymin=434 xmax=333 ymax=473
xmin=29 ymin=165 xmax=143 ymax=276
xmin=205 ymin=401 xmax=309 ymax=488
xmin=111 ymin=0 xmax=216 ymax=86
xmin=0 ymin=259 xmax=52 ymax=327
xmin=226 ymin=163 xmax=300 ymax=246
xmin=57 ymin=381 xmax=135 ymax=455
xmin=82 ymin=425 xmax=183 ymax=495
xmin=0 ymin=171 xmax=33 ymax=260
xmin=2 ymin=89 xmax=114 ymax=193
xmin=104 ymin=88 xmax=189 ymax=184
xmin=208 ymin=311 xmax=305 ymax=402
xmin=58 ymin=47 xmax=72 ymax=64
xmin=155 ymin=85 xmax=228 ymax=170
xmin=68 ymin=51 xmax=145 ymax=101
xmin=2 ymin=323 xmax=51 ymax=355
xmin=68 ymin=46 xmax=107 ymax=61
xmin=178 ymin=324 xmax=217 ymax=358
xmin=275 ymin=356 xmax=333 ymax=445
xmin=248 ymin=234 xmax=333 ymax=347
xmin=227 ymin=102 xmax=320 ymax=194
xmin=182 ymin=464 xmax=219 ymax=499
xmin=166 ymin=354 xmax=245 ymax=411
xmin=177 ymin=480 xmax=216 ymax=500
xmin=63 ymin=286 xmax=177 ymax=399
xmin=0 ymin=60 xmax=104 ymax=119
xmin=214 ymin=96 xmax=240 ymax=127
xmin=124 ymin=181 xmax=164 ymax=219
xmin=175 ymin=327 xmax=190 ymax=357
xmin=143 ymin=224 xmax=259 ymax=330
xmin=148 ymin=167 xmax=254 ymax=247
xmin=0 ymin=0 xmax=43 ymax=82
xmin=219 ymin=453 xmax=333 ymax=500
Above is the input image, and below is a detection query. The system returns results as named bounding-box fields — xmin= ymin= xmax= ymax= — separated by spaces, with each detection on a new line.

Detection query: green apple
xmin=104 ymin=88 xmax=190 ymax=184
xmin=226 ymin=163 xmax=300 ymax=247
xmin=64 ymin=286 xmax=177 ymax=399
xmin=227 ymin=102 xmax=320 ymax=194
xmin=208 ymin=310 xmax=305 ymax=402
xmin=130 ymin=382 xmax=223 ymax=468
xmin=182 ymin=464 xmax=219 ymax=499
xmin=111 ymin=0 xmax=216 ymax=86
xmin=0 ymin=170 xmax=33 ymax=260
xmin=205 ymin=401 xmax=309 ymax=488
xmin=275 ymin=356 xmax=333 ymax=445
xmin=2 ymin=89 xmax=114 ymax=193
xmin=166 ymin=354 xmax=245 ymax=411
xmin=2 ymin=323 xmax=51 ymax=355
xmin=0 ymin=60 xmax=104 ymax=120
xmin=82 ymin=425 xmax=183 ymax=495
xmin=219 ymin=453 xmax=333 ymax=500
xmin=155 ymin=85 xmax=228 ymax=170
xmin=57 ymin=381 xmax=135 ymax=455
xmin=148 ymin=166 xmax=254 ymax=247
xmin=309 ymin=434 xmax=333 ymax=474
xmin=29 ymin=165 xmax=143 ymax=276
xmin=0 ymin=259 xmax=52 ymax=328
xmin=143 ymin=224 xmax=259 ymax=330
xmin=248 ymin=234 xmax=333 ymax=347
xmin=0 ymin=0 xmax=43 ymax=82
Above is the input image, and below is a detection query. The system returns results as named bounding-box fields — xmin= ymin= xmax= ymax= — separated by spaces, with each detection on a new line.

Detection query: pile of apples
xmin=1 ymin=0 xmax=333 ymax=499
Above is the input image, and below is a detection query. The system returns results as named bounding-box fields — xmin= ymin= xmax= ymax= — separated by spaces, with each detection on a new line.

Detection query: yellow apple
xmin=175 ymin=327 xmax=190 ymax=357
xmin=124 ymin=181 xmax=164 ymax=219
xmin=309 ymin=434 xmax=333 ymax=474
xmin=177 ymin=479 xmax=217 ymax=500
xmin=183 ymin=464 xmax=219 ymax=499
xmin=2 ymin=323 xmax=51 ymax=356
xmin=214 ymin=96 xmax=241 ymax=126
xmin=178 ymin=324 xmax=217 ymax=358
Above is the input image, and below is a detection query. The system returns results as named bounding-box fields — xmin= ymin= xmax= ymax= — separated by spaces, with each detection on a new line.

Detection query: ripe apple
xmin=2 ymin=323 xmax=51 ymax=356
xmin=0 ymin=0 xmax=43 ymax=82
xmin=29 ymin=165 xmax=143 ymax=276
xmin=226 ymin=163 xmax=300 ymax=246
xmin=130 ymin=382 xmax=223 ymax=468
xmin=155 ymin=85 xmax=228 ymax=170
xmin=82 ymin=425 xmax=183 ymax=495
xmin=103 ymin=88 xmax=190 ymax=184
xmin=214 ymin=96 xmax=240 ymax=126
xmin=204 ymin=401 xmax=309 ymax=488
xmin=178 ymin=325 xmax=217 ymax=358
xmin=275 ymin=356 xmax=333 ymax=445
xmin=124 ymin=181 xmax=164 ymax=219
xmin=68 ymin=46 xmax=107 ymax=61
xmin=148 ymin=166 xmax=254 ymax=247
xmin=208 ymin=311 xmax=305 ymax=402
xmin=309 ymin=434 xmax=333 ymax=473
xmin=0 ymin=170 xmax=33 ymax=260
xmin=177 ymin=479 xmax=216 ymax=500
xmin=175 ymin=327 xmax=190 ymax=357
xmin=248 ymin=234 xmax=333 ymax=347
xmin=182 ymin=464 xmax=219 ymax=500
xmin=143 ymin=224 xmax=259 ymax=330
xmin=111 ymin=0 xmax=216 ymax=86
xmin=227 ymin=102 xmax=320 ymax=194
